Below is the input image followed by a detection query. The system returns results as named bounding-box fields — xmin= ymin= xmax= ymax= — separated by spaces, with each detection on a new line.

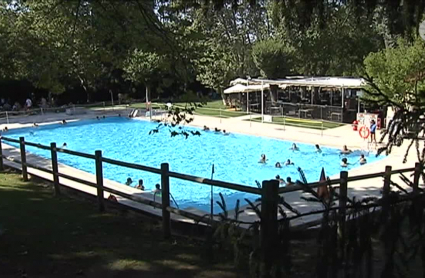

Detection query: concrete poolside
xmin=0 ymin=109 xmax=420 ymax=228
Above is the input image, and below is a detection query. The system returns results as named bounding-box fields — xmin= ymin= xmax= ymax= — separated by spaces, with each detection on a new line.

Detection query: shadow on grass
xmin=0 ymin=172 xmax=239 ymax=278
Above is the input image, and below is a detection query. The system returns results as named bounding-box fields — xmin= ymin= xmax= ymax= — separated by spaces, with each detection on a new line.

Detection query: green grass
xmin=0 ymin=171 xmax=239 ymax=278
xmin=250 ymin=116 xmax=344 ymax=130
xmin=127 ymin=100 xmax=246 ymax=118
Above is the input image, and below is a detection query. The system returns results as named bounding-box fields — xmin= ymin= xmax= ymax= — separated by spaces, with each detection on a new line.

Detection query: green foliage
xmin=252 ymin=39 xmax=295 ymax=78
xmin=363 ymin=37 xmax=425 ymax=106
xmin=123 ymin=50 xmax=162 ymax=85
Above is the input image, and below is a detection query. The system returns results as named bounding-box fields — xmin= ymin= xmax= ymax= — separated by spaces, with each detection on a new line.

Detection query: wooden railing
xmin=0 ymin=135 xmax=422 ymax=275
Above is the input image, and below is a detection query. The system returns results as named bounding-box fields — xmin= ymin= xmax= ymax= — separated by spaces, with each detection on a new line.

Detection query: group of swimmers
xmin=258 ymin=142 xmax=368 ymax=186
xmin=203 ymin=125 xmax=230 ymax=135
xmin=125 ymin=177 xmax=161 ymax=193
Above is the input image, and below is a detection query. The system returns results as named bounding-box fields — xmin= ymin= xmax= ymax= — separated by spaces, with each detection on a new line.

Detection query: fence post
xmin=382 ymin=165 xmax=392 ymax=219
xmin=339 ymin=171 xmax=348 ymax=240
xmin=321 ymin=120 xmax=324 ymax=136
xmin=260 ymin=179 xmax=279 ymax=277
xmin=283 ymin=116 xmax=286 ymax=131
xmin=50 ymin=143 xmax=60 ymax=195
xmin=95 ymin=150 xmax=105 ymax=212
xmin=161 ymin=163 xmax=171 ymax=238
xmin=413 ymin=162 xmax=421 ymax=195
xmin=0 ymin=136 xmax=3 ymax=171
xmin=19 ymin=137 xmax=28 ymax=181
xmin=6 ymin=111 xmax=9 ymax=124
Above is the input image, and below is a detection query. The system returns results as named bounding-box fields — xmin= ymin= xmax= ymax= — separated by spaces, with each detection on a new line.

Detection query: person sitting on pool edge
xmin=315 ymin=144 xmax=322 ymax=153
xmin=275 ymin=162 xmax=282 ymax=168
xmin=340 ymin=145 xmax=352 ymax=154
xmin=125 ymin=177 xmax=133 ymax=186
xmin=341 ymin=157 xmax=349 ymax=167
xmin=203 ymin=125 xmax=210 ymax=131
xmin=290 ymin=143 xmax=299 ymax=151
xmin=33 ymin=123 xmax=39 ymax=127
xmin=259 ymin=154 xmax=267 ymax=163
xmin=136 ymin=179 xmax=145 ymax=190
xmin=359 ymin=154 xmax=367 ymax=165
xmin=285 ymin=159 xmax=294 ymax=166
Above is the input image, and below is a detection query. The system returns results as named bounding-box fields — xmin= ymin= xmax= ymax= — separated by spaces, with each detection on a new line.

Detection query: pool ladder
xmin=154 ymin=192 xmax=180 ymax=209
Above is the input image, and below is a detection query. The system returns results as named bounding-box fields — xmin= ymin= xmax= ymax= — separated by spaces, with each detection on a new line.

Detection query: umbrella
xmin=317 ymin=167 xmax=330 ymax=200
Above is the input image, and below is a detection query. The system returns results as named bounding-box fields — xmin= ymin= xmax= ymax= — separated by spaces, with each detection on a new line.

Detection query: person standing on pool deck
xmin=370 ymin=120 xmax=377 ymax=143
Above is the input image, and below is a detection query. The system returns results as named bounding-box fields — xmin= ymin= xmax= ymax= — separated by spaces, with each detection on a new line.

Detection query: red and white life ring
xmin=359 ymin=126 xmax=370 ymax=139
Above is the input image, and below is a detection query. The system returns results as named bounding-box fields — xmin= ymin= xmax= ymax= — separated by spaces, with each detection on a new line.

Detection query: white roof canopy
xmin=229 ymin=76 xmax=365 ymax=89
xmin=223 ymin=84 xmax=248 ymax=94
xmin=224 ymin=84 xmax=270 ymax=94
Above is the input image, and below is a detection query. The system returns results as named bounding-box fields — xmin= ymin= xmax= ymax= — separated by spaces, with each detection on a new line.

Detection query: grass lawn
xmin=250 ymin=116 xmax=344 ymax=130
xmin=0 ymin=171 xmax=239 ymax=278
xmin=128 ymin=100 xmax=246 ymax=118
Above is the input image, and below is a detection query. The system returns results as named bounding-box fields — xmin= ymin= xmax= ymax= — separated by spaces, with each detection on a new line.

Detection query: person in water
xmin=223 ymin=130 xmax=229 ymax=135
xmin=259 ymin=154 xmax=267 ymax=163
xmin=61 ymin=120 xmax=67 ymax=125
xmin=285 ymin=159 xmax=294 ymax=166
xmin=125 ymin=177 xmax=133 ymax=186
xmin=315 ymin=144 xmax=322 ymax=153
xmin=275 ymin=175 xmax=284 ymax=185
xmin=359 ymin=154 xmax=367 ymax=165
xmin=136 ymin=179 xmax=145 ymax=190
xmin=214 ymin=127 xmax=221 ymax=132
xmin=275 ymin=162 xmax=282 ymax=168
xmin=60 ymin=143 xmax=67 ymax=149
xmin=203 ymin=125 xmax=210 ymax=131
xmin=153 ymin=183 xmax=161 ymax=194
xmin=33 ymin=123 xmax=39 ymax=127
xmin=341 ymin=145 xmax=352 ymax=154
xmin=2 ymin=126 xmax=8 ymax=132
xmin=96 ymin=116 xmax=100 ymax=120
xmin=290 ymin=143 xmax=299 ymax=151
xmin=341 ymin=157 xmax=349 ymax=167
xmin=285 ymin=177 xmax=294 ymax=186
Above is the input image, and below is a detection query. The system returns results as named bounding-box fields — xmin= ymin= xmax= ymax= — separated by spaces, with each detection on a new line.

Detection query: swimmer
xmin=285 ymin=159 xmax=294 ymax=166
xmin=30 ymin=131 xmax=35 ymax=136
xmin=60 ymin=143 xmax=67 ymax=149
xmin=290 ymin=143 xmax=299 ymax=151
xmin=136 ymin=179 xmax=145 ymax=190
xmin=214 ymin=127 xmax=221 ymax=132
xmin=2 ymin=127 xmax=8 ymax=132
xmin=33 ymin=123 xmax=39 ymax=127
xmin=203 ymin=125 xmax=210 ymax=131
xmin=153 ymin=183 xmax=161 ymax=193
xmin=125 ymin=177 xmax=133 ymax=186
xmin=340 ymin=145 xmax=352 ymax=155
xmin=102 ymin=115 xmax=106 ymax=119
xmin=118 ymin=114 xmax=121 ymax=117
xmin=259 ymin=154 xmax=267 ymax=164
xmin=275 ymin=175 xmax=284 ymax=185
xmin=359 ymin=154 xmax=367 ymax=165
xmin=341 ymin=157 xmax=349 ymax=167
xmin=285 ymin=177 xmax=294 ymax=186
xmin=315 ymin=144 xmax=322 ymax=153
xmin=61 ymin=120 xmax=67 ymax=125
xmin=96 ymin=116 xmax=100 ymax=120
xmin=223 ymin=130 xmax=230 ymax=135
xmin=275 ymin=162 xmax=282 ymax=168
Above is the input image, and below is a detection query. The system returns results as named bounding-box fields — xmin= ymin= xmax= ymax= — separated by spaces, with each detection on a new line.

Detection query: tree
xmin=362 ymin=37 xmax=425 ymax=163
xmin=252 ymin=38 xmax=295 ymax=79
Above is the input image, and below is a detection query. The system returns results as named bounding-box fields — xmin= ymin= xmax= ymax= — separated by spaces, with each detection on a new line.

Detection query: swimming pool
xmin=5 ymin=117 xmax=384 ymax=212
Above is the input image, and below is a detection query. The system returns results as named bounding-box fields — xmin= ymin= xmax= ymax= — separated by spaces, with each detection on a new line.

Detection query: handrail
xmin=102 ymin=157 xmax=162 ymax=174
xmin=1 ymin=137 xmax=20 ymax=143
xmin=168 ymin=170 xmax=261 ymax=195
xmin=278 ymin=167 xmax=416 ymax=194
xmin=57 ymin=148 xmax=96 ymax=159
xmin=24 ymin=141 xmax=51 ymax=150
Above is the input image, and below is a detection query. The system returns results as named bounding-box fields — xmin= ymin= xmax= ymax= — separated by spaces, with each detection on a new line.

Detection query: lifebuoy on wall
xmin=359 ymin=126 xmax=370 ymax=139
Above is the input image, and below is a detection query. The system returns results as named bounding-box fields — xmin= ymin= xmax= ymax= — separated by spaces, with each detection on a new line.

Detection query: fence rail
xmin=0 ymin=135 xmax=421 ymax=276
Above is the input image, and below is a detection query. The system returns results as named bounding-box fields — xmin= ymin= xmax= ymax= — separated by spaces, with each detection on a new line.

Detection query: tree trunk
xmin=219 ymin=88 xmax=227 ymax=106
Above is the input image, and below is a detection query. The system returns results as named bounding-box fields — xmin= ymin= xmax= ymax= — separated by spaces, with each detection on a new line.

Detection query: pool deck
xmin=0 ymin=109 xmax=420 ymax=229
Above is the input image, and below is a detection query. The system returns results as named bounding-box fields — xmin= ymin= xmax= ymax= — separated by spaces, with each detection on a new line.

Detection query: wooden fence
xmin=0 ymin=135 xmax=422 ymax=277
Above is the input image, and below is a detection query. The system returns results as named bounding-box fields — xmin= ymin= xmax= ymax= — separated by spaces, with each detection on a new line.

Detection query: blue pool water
xmin=5 ymin=117 xmax=383 ymax=212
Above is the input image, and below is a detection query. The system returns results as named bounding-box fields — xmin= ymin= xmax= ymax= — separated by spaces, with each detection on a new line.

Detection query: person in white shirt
xmin=25 ymin=98 xmax=32 ymax=111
